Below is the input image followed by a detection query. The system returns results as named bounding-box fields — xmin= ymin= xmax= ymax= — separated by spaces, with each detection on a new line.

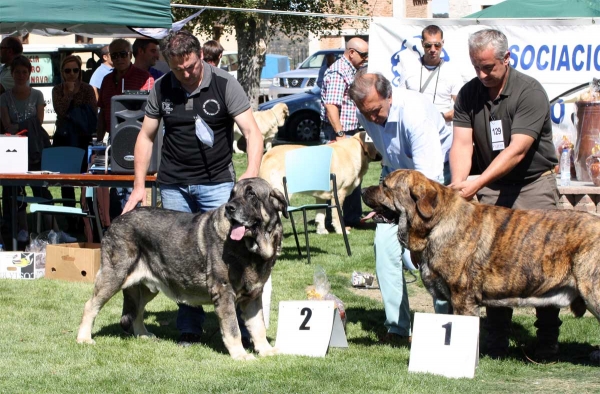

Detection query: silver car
xmin=268 ymin=49 xmax=343 ymax=100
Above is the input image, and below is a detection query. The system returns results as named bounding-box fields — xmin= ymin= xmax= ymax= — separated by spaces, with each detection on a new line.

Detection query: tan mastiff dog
xmin=233 ymin=103 xmax=289 ymax=153
xmin=260 ymin=131 xmax=380 ymax=234
xmin=362 ymin=169 xmax=600 ymax=362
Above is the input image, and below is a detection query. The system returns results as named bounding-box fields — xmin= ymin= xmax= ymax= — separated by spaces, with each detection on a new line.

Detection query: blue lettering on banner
xmin=557 ymin=46 xmax=570 ymax=70
xmin=509 ymin=44 xmax=600 ymax=72
xmin=573 ymin=45 xmax=585 ymax=71
xmin=537 ymin=45 xmax=549 ymax=70
xmin=551 ymin=99 xmax=565 ymax=124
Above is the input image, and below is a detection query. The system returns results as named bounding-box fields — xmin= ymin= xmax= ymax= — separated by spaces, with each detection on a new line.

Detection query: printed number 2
xmin=299 ymin=307 xmax=312 ymax=330
xmin=442 ymin=322 xmax=452 ymax=345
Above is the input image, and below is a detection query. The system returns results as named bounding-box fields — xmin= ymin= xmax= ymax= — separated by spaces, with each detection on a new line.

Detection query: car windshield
xmin=299 ymin=53 xmax=326 ymax=69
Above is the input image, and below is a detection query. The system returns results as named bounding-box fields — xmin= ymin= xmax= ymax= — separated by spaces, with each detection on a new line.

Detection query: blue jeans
xmin=160 ymin=182 xmax=248 ymax=338
xmin=375 ymin=166 xmax=451 ymax=336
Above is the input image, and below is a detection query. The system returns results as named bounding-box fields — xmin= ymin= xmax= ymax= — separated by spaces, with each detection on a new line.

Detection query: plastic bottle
xmin=0 ymin=244 xmax=4 ymax=252
xmin=560 ymin=148 xmax=571 ymax=186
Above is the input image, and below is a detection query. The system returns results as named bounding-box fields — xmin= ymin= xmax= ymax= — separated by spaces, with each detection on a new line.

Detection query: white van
xmin=21 ymin=44 xmax=105 ymax=136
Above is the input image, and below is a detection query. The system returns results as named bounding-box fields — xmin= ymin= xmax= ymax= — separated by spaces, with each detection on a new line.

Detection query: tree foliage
xmin=171 ymin=0 xmax=365 ymax=107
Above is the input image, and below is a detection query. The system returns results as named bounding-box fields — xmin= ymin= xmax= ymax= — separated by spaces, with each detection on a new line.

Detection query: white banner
xmin=368 ymin=18 xmax=600 ymax=148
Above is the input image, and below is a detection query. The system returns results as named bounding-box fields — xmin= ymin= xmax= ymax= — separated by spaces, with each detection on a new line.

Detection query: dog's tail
xmin=570 ymin=296 xmax=587 ymax=318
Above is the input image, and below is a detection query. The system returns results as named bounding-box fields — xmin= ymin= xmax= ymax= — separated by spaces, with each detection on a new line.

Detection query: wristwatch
xmin=336 ymin=130 xmax=345 ymax=137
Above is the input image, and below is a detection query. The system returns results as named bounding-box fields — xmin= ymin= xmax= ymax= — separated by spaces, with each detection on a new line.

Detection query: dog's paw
xmin=76 ymin=337 xmax=96 ymax=345
xmin=232 ymin=352 xmax=257 ymax=361
xmin=257 ymin=346 xmax=279 ymax=357
xmin=316 ymin=227 xmax=329 ymax=235
xmin=138 ymin=332 xmax=156 ymax=340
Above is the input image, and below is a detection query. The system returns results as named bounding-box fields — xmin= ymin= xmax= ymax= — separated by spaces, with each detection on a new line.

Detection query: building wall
xmin=406 ymin=0 xmax=430 ymax=18
xmin=449 ymin=0 xmax=504 ymax=18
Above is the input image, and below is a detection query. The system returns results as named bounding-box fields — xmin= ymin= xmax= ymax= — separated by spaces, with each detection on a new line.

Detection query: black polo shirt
xmin=454 ymin=67 xmax=557 ymax=183
xmin=145 ymin=62 xmax=249 ymax=185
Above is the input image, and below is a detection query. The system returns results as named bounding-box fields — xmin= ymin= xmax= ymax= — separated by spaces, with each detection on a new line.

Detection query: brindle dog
xmin=362 ymin=169 xmax=600 ymax=362
xmin=77 ymin=178 xmax=288 ymax=360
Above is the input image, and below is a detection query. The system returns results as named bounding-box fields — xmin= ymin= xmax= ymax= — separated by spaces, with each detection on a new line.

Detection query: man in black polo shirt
xmin=122 ymin=31 xmax=263 ymax=347
xmin=449 ymin=29 xmax=560 ymax=360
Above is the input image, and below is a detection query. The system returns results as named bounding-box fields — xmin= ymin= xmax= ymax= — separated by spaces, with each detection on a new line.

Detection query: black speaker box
xmin=109 ymin=95 xmax=162 ymax=174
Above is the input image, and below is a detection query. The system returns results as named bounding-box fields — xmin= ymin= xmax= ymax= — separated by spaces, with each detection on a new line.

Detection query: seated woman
xmin=0 ymin=55 xmax=75 ymax=243
xmin=52 ymin=55 xmax=97 ymax=234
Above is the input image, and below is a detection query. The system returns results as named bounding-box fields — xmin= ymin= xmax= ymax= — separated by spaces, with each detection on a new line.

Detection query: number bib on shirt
xmin=490 ymin=119 xmax=504 ymax=151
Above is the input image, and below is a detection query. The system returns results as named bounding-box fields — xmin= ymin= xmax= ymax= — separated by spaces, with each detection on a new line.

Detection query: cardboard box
xmin=45 ymin=243 xmax=101 ymax=283
xmin=0 ymin=252 xmax=45 ymax=279
xmin=0 ymin=135 xmax=28 ymax=173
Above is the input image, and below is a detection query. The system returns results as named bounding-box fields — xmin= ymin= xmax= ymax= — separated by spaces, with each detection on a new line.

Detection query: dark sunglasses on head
xmin=350 ymin=48 xmax=368 ymax=59
xmin=423 ymin=42 xmax=443 ymax=49
xmin=110 ymin=51 xmax=130 ymax=60
xmin=63 ymin=68 xmax=80 ymax=74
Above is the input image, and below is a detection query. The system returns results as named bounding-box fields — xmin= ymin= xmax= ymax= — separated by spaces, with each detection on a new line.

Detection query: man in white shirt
xmin=349 ymin=70 xmax=452 ymax=342
xmin=404 ymin=25 xmax=463 ymax=144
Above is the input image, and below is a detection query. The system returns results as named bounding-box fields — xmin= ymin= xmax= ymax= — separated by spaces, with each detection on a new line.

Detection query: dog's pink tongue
xmin=231 ymin=224 xmax=246 ymax=241
xmin=361 ymin=211 xmax=377 ymax=222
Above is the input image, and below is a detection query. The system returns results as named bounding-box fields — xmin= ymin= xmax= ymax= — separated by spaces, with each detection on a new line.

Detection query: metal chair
xmin=27 ymin=147 xmax=102 ymax=241
xmin=283 ymin=145 xmax=351 ymax=264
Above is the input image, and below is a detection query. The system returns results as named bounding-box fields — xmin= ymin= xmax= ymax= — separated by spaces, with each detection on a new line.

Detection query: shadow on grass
xmin=92 ymin=309 xmax=276 ymax=356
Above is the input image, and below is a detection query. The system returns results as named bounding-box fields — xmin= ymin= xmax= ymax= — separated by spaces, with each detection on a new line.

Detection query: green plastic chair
xmin=283 ymin=145 xmax=351 ymax=264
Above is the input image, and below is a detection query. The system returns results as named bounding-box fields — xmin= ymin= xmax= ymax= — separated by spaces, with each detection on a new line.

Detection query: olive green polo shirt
xmin=454 ymin=67 xmax=557 ymax=183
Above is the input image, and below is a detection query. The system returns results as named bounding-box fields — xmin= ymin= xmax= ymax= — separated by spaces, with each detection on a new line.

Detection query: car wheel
xmin=288 ymin=112 xmax=320 ymax=142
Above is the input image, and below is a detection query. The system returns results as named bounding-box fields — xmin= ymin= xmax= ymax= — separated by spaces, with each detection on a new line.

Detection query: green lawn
xmin=0 ymin=155 xmax=599 ymax=393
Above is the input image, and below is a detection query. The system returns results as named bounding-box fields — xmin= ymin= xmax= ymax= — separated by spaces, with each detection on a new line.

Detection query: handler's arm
xmin=471 ymin=133 xmax=534 ymax=190
xmin=234 ymin=108 xmax=263 ymax=179
xmin=122 ymin=116 xmax=159 ymax=214
xmin=324 ymin=104 xmax=344 ymax=141
xmin=449 ymin=126 xmax=473 ymax=185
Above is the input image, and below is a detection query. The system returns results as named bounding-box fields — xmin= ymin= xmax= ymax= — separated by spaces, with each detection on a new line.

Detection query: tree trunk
xmin=234 ymin=13 xmax=270 ymax=110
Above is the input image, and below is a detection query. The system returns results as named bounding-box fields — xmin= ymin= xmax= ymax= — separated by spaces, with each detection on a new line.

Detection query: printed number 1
xmin=299 ymin=307 xmax=312 ymax=330
xmin=442 ymin=322 xmax=452 ymax=345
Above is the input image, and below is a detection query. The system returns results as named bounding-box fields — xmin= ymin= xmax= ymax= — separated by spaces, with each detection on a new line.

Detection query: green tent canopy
xmin=0 ymin=0 xmax=173 ymax=37
xmin=464 ymin=0 xmax=600 ymax=18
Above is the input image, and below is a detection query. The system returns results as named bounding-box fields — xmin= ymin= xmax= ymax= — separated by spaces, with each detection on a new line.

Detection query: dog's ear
xmin=409 ymin=176 xmax=438 ymax=219
xmin=270 ymin=188 xmax=289 ymax=218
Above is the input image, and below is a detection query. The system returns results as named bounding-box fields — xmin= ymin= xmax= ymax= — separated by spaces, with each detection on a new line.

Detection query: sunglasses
xmin=350 ymin=48 xmax=368 ymax=59
xmin=110 ymin=51 xmax=130 ymax=60
xmin=63 ymin=68 xmax=80 ymax=74
xmin=423 ymin=42 xmax=443 ymax=49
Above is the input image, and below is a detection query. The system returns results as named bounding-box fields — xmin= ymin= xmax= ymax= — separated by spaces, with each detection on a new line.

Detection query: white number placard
xmin=275 ymin=300 xmax=348 ymax=357
xmin=408 ymin=312 xmax=479 ymax=379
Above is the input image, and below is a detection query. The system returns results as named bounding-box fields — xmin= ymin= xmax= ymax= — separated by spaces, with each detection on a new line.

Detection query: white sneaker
xmin=17 ymin=230 xmax=29 ymax=243
xmin=58 ymin=231 xmax=77 ymax=243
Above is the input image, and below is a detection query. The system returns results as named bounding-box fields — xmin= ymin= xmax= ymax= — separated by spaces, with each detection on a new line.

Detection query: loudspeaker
xmin=109 ymin=95 xmax=162 ymax=174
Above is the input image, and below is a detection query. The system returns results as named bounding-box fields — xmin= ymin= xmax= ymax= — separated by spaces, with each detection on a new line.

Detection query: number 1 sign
xmin=275 ymin=300 xmax=348 ymax=357
xmin=408 ymin=312 xmax=480 ymax=379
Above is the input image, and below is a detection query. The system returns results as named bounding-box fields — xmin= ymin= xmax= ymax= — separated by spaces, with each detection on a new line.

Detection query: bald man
xmin=320 ymin=37 xmax=369 ymax=230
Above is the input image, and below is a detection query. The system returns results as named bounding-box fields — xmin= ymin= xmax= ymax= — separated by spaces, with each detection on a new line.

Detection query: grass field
xmin=0 ymin=154 xmax=599 ymax=393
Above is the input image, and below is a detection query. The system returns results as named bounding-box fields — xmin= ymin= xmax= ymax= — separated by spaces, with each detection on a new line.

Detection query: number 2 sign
xmin=275 ymin=300 xmax=348 ymax=357
xmin=408 ymin=312 xmax=480 ymax=379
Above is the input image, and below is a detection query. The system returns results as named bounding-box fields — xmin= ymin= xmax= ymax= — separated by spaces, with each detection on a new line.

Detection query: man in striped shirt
xmin=320 ymin=37 xmax=369 ymax=229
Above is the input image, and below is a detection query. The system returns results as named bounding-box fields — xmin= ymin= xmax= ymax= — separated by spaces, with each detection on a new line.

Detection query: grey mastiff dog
xmin=77 ymin=178 xmax=288 ymax=360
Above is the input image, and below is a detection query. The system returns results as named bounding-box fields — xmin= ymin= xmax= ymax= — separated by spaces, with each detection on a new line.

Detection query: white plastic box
xmin=0 ymin=136 xmax=28 ymax=173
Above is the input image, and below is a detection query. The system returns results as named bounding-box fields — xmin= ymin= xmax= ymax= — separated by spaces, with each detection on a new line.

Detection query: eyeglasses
xmin=423 ymin=42 xmax=443 ymax=49
xmin=110 ymin=51 xmax=130 ymax=60
xmin=63 ymin=68 xmax=80 ymax=74
xmin=350 ymin=48 xmax=368 ymax=59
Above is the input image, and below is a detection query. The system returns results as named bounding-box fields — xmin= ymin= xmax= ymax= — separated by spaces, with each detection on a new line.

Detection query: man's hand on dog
xmin=450 ymin=179 xmax=479 ymax=201
xmin=122 ymin=187 xmax=147 ymax=214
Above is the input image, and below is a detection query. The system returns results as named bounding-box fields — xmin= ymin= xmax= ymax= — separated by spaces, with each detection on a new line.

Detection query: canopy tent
xmin=464 ymin=0 xmax=600 ymax=18
xmin=0 ymin=0 xmax=176 ymax=38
